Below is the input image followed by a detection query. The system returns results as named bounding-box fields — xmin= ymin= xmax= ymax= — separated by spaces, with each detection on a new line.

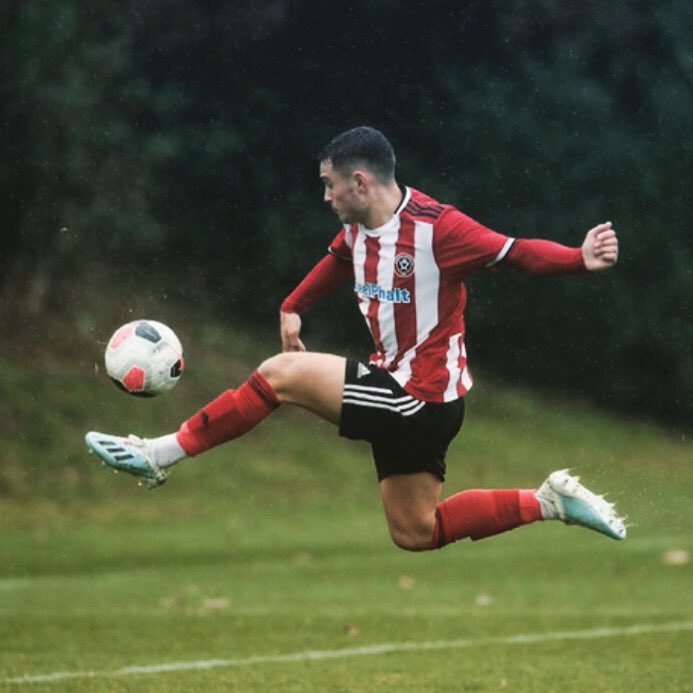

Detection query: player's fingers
xmin=594 ymin=243 xmax=618 ymax=255
xmin=596 ymin=235 xmax=618 ymax=249
xmin=281 ymin=331 xmax=295 ymax=351
xmin=594 ymin=228 xmax=616 ymax=243
xmin=586 ymin=222 xmax=610 ymax=244
xmin=599 ymin=247 xmax=618 ymax=263
xmin=282 ymin=333 xmax=305 ymax=352
xmin=594 ymin=233 xmax=618 ymax=254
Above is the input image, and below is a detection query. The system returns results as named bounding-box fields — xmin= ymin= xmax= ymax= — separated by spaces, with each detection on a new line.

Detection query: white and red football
xmin=104 ymin=320 xmax=184 ymax=397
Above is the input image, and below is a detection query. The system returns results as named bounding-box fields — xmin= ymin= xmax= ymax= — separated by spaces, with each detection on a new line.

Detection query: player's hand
xmin=582 ymin=221 xmax=619 ymax=271
xmin=280 ymin=311 xmax=306 ymax=352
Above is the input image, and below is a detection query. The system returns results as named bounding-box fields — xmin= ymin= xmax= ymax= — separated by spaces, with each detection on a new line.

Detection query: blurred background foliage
xmin=1 ymin=0 xmax=691 ymax=424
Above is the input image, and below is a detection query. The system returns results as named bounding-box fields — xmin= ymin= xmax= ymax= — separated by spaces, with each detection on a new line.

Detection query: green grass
xmin=1 ymin=314 xmax=692 ymax=691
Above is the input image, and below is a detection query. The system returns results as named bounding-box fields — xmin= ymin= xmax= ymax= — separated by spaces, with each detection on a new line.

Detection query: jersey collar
xmin=360 ymin=186 xmax=411 ymax=236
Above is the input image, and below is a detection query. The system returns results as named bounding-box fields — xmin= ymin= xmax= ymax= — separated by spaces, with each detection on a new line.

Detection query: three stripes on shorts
xmin=342 ymin=383 xmax=425 ymax=416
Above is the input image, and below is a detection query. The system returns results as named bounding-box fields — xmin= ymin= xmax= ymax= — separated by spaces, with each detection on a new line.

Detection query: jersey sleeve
xmin=434 ymin=209 xmax=586 ymax=277
xmin=280 ymin=253 xmax=354 ymax=315
xmin=504 ymin=238 xmax=586 ymax=275
xmin=434 ymin=208 xmax=514 ymax=278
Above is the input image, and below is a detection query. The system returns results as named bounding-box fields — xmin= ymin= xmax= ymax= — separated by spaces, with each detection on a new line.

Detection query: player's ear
xmin=352 ymin=169 xmax=369 ymax=192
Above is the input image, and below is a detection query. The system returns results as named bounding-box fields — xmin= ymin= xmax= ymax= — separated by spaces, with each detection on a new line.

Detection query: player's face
xmin=320 ymin=160 xmax=367 ymax=224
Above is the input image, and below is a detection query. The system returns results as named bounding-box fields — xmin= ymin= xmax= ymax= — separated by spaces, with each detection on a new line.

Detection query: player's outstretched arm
xmin=582 ymin=221 xmax=619 ymax=271
xmin=281 ymin=311 xmax=306 ymax=352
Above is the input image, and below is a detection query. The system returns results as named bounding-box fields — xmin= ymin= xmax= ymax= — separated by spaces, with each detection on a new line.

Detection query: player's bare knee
xmin=257 ymin=352 xmax=300 ymax=399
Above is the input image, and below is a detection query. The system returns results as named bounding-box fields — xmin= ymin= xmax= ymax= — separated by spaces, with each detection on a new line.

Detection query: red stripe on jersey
xmin=438 ymin=268 xmax=467 ymax=400
xmin=363 ymin=234 xmax=384 ymax=358
xmin=409 ymin=222 xmax=465 ymax=401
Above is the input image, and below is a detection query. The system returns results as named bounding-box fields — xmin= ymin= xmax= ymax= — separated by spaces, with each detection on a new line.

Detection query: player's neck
xmin=361 ymin=182 xmax=404 ymax=230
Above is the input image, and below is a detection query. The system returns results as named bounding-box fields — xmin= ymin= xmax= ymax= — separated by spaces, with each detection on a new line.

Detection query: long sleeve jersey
xmin=282 ymin=186 xmax=585 ymax=402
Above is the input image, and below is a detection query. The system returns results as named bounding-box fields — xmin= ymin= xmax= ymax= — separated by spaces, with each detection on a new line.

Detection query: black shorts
xmin=339 ymin=359 xmax=465 ymax=482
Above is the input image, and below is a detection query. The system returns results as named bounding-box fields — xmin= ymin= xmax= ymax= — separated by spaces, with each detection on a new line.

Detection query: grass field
xmin=1 ymin=311 xmax=692 ymax=691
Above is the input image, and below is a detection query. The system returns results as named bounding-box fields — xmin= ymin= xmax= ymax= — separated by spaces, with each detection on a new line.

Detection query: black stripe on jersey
xmin=404 ymin=201 xmax=445 ymax=220
xmin=407 ymin=199 xmax=444 ymax=210
xmin=414 ymin=210 xmax=443 ymax=221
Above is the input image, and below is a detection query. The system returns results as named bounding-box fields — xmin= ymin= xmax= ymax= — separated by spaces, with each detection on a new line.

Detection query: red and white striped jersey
xmin=328 ymin=187 xmax=516 ymax=403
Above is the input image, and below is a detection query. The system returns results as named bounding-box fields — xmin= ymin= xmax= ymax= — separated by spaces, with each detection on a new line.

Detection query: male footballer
xmin=87 ymin=126 xmax=626 ymax=551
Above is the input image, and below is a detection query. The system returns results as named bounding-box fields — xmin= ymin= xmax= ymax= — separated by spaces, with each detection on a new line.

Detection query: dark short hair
xmin=319 ymin=126 xmax=396 ymax=182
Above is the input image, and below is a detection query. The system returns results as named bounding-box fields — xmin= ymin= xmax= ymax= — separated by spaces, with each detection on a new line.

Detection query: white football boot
xmin=85 ymin=432 xmax=168 ymax=488
xmin=536 ymin=469 xmax=627 ymax=540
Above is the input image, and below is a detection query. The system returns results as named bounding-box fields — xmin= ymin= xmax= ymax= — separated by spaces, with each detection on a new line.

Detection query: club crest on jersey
xmin=394 ymin=253 xmax=415 ymax=278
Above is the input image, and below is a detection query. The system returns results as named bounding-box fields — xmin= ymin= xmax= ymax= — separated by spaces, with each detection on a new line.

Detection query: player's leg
xmin=379 ymin=472 xmax=442 ymax=551
xmin=362 ymin=391 xmax=535 ymax=551
xmin=174 ymin=351 xmax=345 ymax=456
xmin=379 ymin=470 xmax=627 ymax=551
xmin=378 ymin=472 xmax=544 ymax=552
xmin=372 ymin=392 xmax=626 ymax=549
xmin=86 ymin=352 xmax=345 ymax=486
xmin=257 ymin=351 xmax=345 ymax=423
xmin=429 ymin=484 xmax=544 ymax=550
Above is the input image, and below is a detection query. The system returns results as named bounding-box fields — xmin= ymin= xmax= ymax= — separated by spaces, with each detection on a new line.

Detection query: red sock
xmin=176 ymin=371 xmax=280 ymax=456
xmin=430 ymin=489 xmax=542 ymax=549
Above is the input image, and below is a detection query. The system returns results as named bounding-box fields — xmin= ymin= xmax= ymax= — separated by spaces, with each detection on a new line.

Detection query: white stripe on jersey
xmin=461 ymin=365 xmax=473 ymax=392
xmin=352 ymin=229 xmax=369 ymax=329
xmin=486 ymin=237 xmax=516 ymax=268
xmin=460 ymin=341 xmax=473 ymax=392
xmin=375 ymin=187 xmax=410 ymax=366
xmin=391 ymin=220 xmax=439 ymax=391
xmin=376 ymin=226 xmax=399 ymax=367
xmin=443 ymin=333 xmax=462 ymax=402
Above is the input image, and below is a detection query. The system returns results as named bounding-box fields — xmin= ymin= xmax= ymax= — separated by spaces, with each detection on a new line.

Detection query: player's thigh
xmin=259 ymin=352 xmax=345 ymax=424
xmin=379 ymin=472 xmax=443 ymax=539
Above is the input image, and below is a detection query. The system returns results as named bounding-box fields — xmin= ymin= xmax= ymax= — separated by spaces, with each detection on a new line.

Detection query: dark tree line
xmin=1 ymin=0 xmax=692 ymax=424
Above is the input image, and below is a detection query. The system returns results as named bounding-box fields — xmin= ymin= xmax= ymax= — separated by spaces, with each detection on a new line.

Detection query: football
xmin=104 ymin=320 xmax=184 ymax=397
